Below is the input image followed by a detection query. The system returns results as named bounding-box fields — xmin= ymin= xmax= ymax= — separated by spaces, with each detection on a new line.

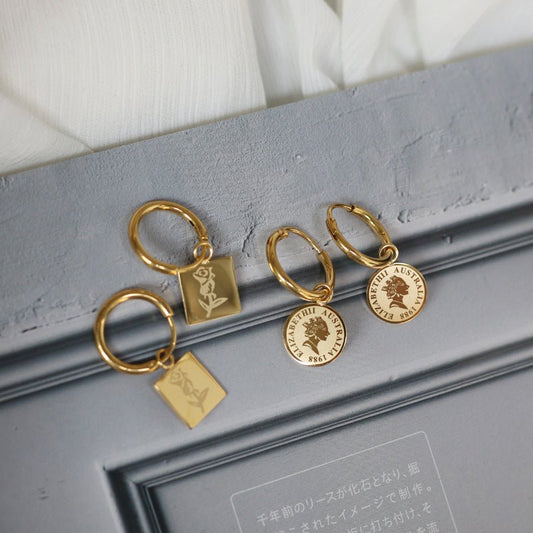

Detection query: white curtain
xmin=1 ymin=0 xmax=532 ymax=175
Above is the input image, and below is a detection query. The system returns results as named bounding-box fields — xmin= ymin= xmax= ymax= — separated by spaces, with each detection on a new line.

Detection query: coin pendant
xmin=283 ymin=304 xmax=346 ymax=366
xmin=366 ymin=263 xmax=427 ymax=323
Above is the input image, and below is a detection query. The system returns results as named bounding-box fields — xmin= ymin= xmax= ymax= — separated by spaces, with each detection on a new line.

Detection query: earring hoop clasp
xmin=326 ymin=203 xmax=399 ymax=269
xmin=129 ymin=200 xmax=213 ymax=276
xmin=94 ymin=288 xmax=177 ymax=374
xmin=266 ymin=226 xmax=334 ymax=304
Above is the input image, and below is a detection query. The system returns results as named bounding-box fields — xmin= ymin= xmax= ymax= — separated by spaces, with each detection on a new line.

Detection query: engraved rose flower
xmin=193 ymin=266 xmax=228 ymax=318
xmin=169 ymin=368 xmax=209 ymax=412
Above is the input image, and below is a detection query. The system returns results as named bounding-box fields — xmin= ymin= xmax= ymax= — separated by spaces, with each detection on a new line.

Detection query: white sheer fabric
xmin=1 ymin=0 xmax=532 ymax=175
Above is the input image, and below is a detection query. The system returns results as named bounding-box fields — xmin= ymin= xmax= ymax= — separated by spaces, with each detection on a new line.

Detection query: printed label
xmin=232 ymin=432 xmax=457 ymax=533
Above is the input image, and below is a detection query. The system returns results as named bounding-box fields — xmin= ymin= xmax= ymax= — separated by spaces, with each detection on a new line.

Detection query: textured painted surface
xmin=0 ymin=46 xmax=533 ymax=533
xmin=1 ymin=46 xmax=533 ymax=355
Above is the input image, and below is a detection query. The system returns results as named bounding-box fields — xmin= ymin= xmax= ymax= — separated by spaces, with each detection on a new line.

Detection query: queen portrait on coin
xmin=382 ymin=275 xmax=410 ymax=310
xmin=302 ymin=316 xmax=330 ymax=354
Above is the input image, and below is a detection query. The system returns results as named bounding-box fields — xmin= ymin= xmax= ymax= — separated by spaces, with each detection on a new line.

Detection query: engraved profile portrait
xmin=302 ymin=316 xmax=330 ymax=354
xmin=382 ymin=275 xmax=409 ymax=309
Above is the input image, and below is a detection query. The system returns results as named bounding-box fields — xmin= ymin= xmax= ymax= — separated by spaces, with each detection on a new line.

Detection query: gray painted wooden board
xmin=1 ymin=45 xmax=533 ymax=532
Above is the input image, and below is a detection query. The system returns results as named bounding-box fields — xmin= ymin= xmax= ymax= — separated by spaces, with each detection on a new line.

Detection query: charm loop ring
xmin=94 ymin=288 xmax=177 ymax=374
xmin=266 ymin=227 xmax=335 ymax=304
xmin=192 ymin=240 xmax=214 ymax=262
xmin=326 ymin=204 xmax=399 ymax=269
xmin=129 ymin=200 xmax=213 ymax=275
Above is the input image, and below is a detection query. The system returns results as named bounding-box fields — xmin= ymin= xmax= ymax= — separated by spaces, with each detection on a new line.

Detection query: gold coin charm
xmin=267 ymin=226 xmax=346 ymax=366
xmin=284 ymin=304 xmax=346 ymax=366
xmin=367 ymin=263 xmax=427 ymax=323
xmin=129 ymin=200 xmax=241 ymax=325
xmin=327 ymin=204 xmax=428 ymax=324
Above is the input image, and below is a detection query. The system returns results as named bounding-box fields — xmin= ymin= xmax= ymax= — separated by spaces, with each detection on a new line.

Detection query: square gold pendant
xmin=153 ymin=352 xmax=226 ymax=429
xmin=178 ymin=256 xmax=241 ymax=325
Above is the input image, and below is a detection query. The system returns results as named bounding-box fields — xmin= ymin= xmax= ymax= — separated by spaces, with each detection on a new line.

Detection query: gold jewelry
xmin=326 ymin=204 xmax=427 ymax=323
xmin=94 ymin=288 xmax=226 ymax=428
xmin=129 ymin=200 xmax=241 ymax=325
xmin=266 ymin=227 xmax=346 ymax=366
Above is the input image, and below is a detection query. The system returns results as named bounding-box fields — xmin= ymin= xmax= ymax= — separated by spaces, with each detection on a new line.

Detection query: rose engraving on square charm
xmin=178 ymin=256 xmax=241 ymax=325
xmin=154 ymin=352 xmax=226 ymax=429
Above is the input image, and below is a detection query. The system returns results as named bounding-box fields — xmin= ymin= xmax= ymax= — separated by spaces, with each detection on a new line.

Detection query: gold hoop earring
xmin=129 ymin=200 xmax=241 ymax=325
xmin=326 ymin=204 xmax=427 ymax=323
xmin=266 ymin=227 xmax=346 ymax=366
xmin=94 ymin=288 xmax=226 ymax=428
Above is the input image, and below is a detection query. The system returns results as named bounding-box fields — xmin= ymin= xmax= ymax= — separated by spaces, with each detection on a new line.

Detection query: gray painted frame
xmin=1 ymin=46 xmax=533 ymax=532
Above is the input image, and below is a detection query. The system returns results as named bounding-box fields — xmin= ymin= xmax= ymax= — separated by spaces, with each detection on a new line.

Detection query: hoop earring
xmin=94 ymin=288 xmax=226 ymax=428
xmin=326 ymin=204 xmax=427 ymax=323
xmin=266 ymin=227 xmax=346 ymax=366
xmin=129 ymin=200 xmax=241 ymax=325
